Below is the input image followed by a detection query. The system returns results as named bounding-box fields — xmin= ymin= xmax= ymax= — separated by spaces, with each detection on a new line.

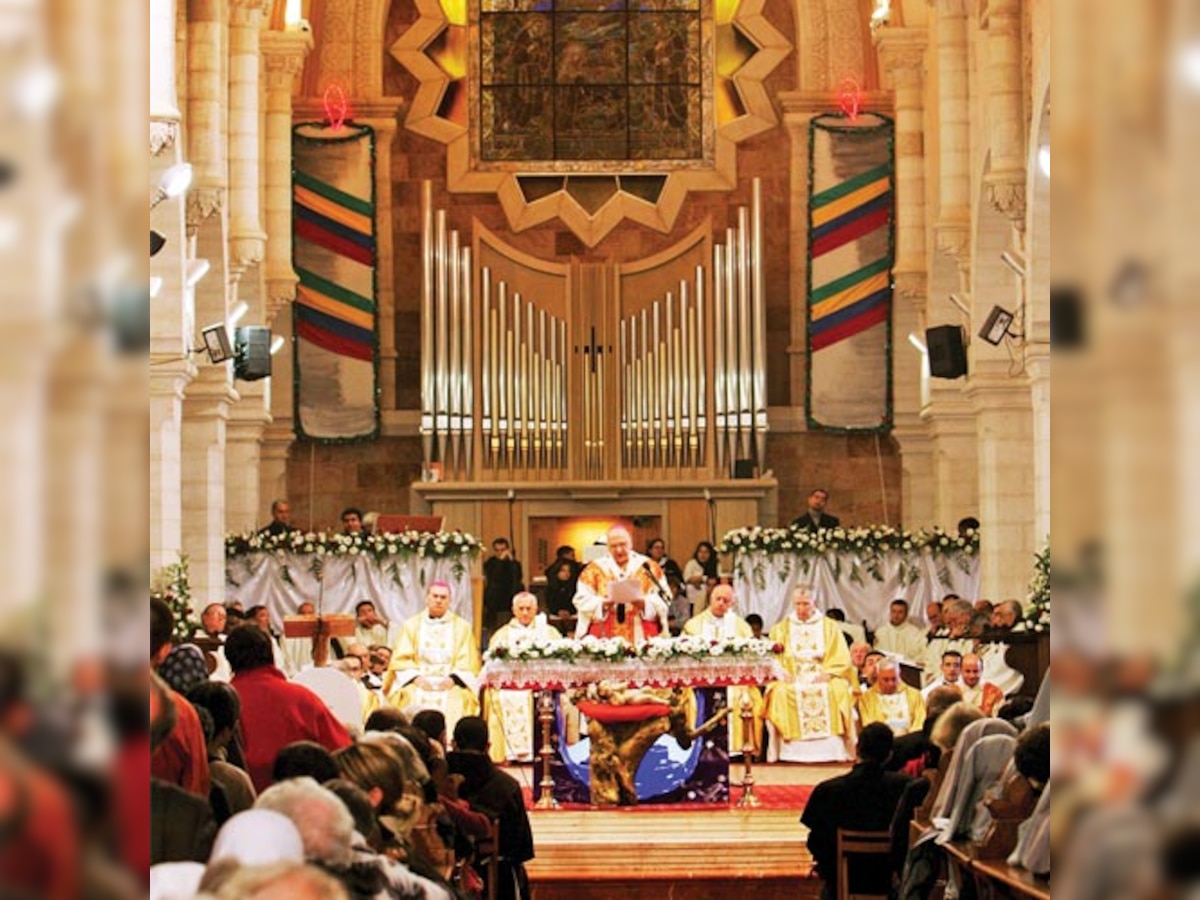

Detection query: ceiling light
xmin=228 ymin=300 xmax=249 ymax=327
xmin=185 ymin=258 xmax=210 ymax=288
xmin=1000 ymin=251 xmax=1026 ymax=278
xmin=151 ymin=163 xmax=194 ymax=208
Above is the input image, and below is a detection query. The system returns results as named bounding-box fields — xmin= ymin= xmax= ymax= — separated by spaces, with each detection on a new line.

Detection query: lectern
xmin=283 ymin=613 xmax=357 ymax=667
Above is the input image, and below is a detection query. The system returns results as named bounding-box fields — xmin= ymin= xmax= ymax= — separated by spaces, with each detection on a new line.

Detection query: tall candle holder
xmin=534 ymin=689 xmax=559 ymax=809
xmin=735 ymin=692 xmax=760 ymax=808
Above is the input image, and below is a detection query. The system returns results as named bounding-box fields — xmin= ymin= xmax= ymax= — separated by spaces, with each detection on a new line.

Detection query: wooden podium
xmin=283 ymin=613 xmax=357 ymax=667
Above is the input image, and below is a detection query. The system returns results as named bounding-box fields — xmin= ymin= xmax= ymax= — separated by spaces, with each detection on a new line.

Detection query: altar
xmin=480 ymin=655 xmax=785 ymax=807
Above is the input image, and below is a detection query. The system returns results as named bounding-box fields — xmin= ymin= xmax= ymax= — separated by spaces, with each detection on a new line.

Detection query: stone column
xmin=875 ymin=29 xmax=934 ymax=527
xmin=921 ymin=385 xmax=978 ymax=527
xmin=964 ymin=377 xmax=1033 ymax=600
xmin=931 ymin=0 xmax=971 ymax=260
xmin=358 ymin=108 xmax=402 ymax=409
xmin=150 ymin=0 xmax=181 ymax=156
xmin=982 ymin=0 xmax=1026 ymax=225
xmin=227 ymin=0 xmax=267 ymax=279
xmin=186 ymin=0 xmax=225 ymax=232
xmin=1026 ymin=346 xmax=1049 ymax=545
xmin=261 ymin=28 xmax=313 ymax=319
xmin=182 ymin=371 xmax=239 ymax=603
xmin=778 ymin=93 xmax=817 ymax=409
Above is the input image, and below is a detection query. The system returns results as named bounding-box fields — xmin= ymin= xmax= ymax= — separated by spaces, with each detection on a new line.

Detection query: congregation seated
xmin=764 ymin=586 xmax=857 ymax=762
xmin=801 ymin=722 xmax=914 ymax=900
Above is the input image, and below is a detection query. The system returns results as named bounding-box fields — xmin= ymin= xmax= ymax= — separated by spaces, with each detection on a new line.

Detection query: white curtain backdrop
xmin=732 ymin=550 xmax=981 ymax=631
xmin=225 ymin=553 xmax=474 ymax=632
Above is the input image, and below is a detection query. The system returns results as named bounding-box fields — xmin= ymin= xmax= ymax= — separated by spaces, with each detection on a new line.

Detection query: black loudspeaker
xmin=235 ymin=326 xmax=272 ymax=381
xmin=926 ymin=325 xmax=968 ymax=379
xmin=1050 ymin=285 xmax=1084 ymax=348
xmin=732 ymin=459 xmax=755 ymax=479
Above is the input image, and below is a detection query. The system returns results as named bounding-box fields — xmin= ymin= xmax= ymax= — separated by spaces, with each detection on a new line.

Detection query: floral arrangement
xmin=225 ymin=528 xmax=483 ymax=563
xmin=717 ymin=524 xmax=978 ymax=589
xmin=484 ymin=633 xmax=782 ymax=664
xmin=152 ymin=553 xmax=194 ymax=641
xmin=1022 ymin=544 xmax=1050 ymax=632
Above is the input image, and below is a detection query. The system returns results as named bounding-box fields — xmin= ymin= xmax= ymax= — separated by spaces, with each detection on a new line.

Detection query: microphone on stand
xmin=640 ymin=559 xmax=671 ymax=604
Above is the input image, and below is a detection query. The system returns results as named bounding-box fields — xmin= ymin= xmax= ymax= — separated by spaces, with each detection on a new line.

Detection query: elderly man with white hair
xmin=255 ymin=777 xmax=451 ymax=900
xmin=484 ymin=591 xmax=558 ymax=763
xmin=764 ymin=585 xmax=857 ymax=762
xmin=682 ymin=583 xmax=765 ymax=756
xmin=855 ymin=657 xmax=927 ymax=736
xmin=572 ymin=525 xmax=670 ymax=643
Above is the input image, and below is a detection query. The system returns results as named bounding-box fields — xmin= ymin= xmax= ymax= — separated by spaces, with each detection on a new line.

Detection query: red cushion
xmin=577 ymin=700 xmax=671 ymax=723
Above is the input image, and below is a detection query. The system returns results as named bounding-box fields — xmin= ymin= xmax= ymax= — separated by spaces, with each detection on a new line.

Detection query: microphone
xmin=641 ymin=559 xmax=669 ymax=602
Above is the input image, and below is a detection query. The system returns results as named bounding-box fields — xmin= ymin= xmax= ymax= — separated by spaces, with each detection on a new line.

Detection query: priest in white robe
xmin=764 ymin=586 xmax=856 ymax=762
xmin=856 ymin=657 xmax=926 ymax=736
xmin=384 ymin=581 xmax=480 ymax=734
xmin=484 ymin=591 xmax=558 ymax=763
xmin=573 ymin=525 xmax=670 ymax=644
xmin=872 ymin=598 xmax=928 ymax=663
xmin=682 ymin=584 xmax=764 ymax=756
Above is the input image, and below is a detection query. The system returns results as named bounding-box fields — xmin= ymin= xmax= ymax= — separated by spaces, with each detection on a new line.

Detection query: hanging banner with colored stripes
xmin=292 ymin=122 xmax=379 ymax=441
xmin=806 ymin=113 xmax=894 ymax=432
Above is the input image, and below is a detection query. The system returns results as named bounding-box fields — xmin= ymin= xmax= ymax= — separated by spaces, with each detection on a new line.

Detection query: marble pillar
xmin=228 ymin=0 xmax=267 ymax=276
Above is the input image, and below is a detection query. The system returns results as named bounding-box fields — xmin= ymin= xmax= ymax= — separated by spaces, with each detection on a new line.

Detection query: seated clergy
xmin=682 ymin=584 xmax=764 ymax=756
xmin=958 ymin=652 xmax=1006 ymax=715
xmin=857 ymin=658 xmax=927 ymax=736
xmin=384 ymin=581 xmax=480 ymax=735
xmin=764 ymin=586 xmax=857 ymax=762
xmin=873 ymin=599 xmax=929 ymax=662
xmin=484 ymin=592 xmax=558 ymax=763
xmin=573 ymin=525 xmax=670 ymax=643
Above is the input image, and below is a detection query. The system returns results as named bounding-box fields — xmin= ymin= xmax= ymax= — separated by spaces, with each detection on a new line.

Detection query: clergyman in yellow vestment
xmin=384 ymin=580 xmax=480 ymax=735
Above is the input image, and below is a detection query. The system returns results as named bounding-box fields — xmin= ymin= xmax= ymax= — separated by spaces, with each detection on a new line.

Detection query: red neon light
xmin=323 ymin=83 xmax=349 ymax=131
xmin=837 ymin=77 xmax=862 ymax=120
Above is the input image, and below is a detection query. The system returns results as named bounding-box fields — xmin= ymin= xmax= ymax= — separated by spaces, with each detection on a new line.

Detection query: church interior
xmin=143 ymin=0 xmax=1056 ymax=897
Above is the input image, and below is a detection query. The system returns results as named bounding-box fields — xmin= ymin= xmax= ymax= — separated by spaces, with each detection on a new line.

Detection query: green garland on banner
xmin=805 ymin=111 xmax=895 ymax=434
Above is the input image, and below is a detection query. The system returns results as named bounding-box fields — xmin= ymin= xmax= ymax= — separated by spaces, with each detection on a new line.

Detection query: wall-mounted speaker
xmin=925 ymin=325 xmax=968 ymax=379
xmin=235 ymin=326 xmax=272 ymax=381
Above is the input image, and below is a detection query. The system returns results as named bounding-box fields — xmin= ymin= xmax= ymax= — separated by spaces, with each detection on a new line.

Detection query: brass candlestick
xmin=735 ymin=692 xmax=760 ymax=808
xmin=534 ymin=689 xmax=559 ymax=809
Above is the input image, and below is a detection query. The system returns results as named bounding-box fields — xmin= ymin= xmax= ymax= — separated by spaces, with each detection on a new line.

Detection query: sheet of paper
xmin=609 ymin=578 xmax=645 ymax=605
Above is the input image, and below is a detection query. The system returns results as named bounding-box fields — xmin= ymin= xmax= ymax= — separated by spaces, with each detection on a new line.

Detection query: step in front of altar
xmin=526 ymin=807 xmax=814 ymax=887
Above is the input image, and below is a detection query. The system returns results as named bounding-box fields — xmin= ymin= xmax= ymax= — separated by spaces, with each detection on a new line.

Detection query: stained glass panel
xmin=477 ymin=0 xmax=704 ymax=162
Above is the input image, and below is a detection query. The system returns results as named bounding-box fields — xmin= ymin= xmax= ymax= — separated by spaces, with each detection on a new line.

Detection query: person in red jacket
xmin=150 ymin=597 xmax=210 ymax=798
xmin=226 ymin=624 xmax=353 ymax=791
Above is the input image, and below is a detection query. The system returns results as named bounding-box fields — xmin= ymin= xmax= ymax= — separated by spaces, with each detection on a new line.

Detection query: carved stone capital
xmin=893 ymin=270 xmax=927 ymax=304
xmin=874 ymin=27 xmax=928 ymax=75
xmin=261 ymin=29 xmax=314 ymax=84
xmin=985 ymin=170 xmax=1027 ymax=226
xmin=230 ymin=234 xmax=266 ymax=271
xmin=185 ymin=187 xmax=223 ymax=233
xmin=265 ymin=273 xmax=299 ymax=322
xmin=150 ymin=120 xmax=178 ymax=156
xmin=934 ymin=219 xmax=970 ymax=264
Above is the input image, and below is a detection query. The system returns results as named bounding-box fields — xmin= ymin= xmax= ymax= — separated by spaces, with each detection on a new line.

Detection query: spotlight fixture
xmin=270 ymin=334 xmax=286 ymax=356
xmin=1037 ymin=145 xmax=1050 ymax=178
xmin=1000 ymin=251 xmax=1026 ymax=278
xmin=11 ymin=64 xmax=60 ymax=118
xmin=150 ymin=277 xmax=163 ymax=300
xmin=201 ymin=323 xmax=234 ymax=364
xmin=978 ymin=305 xmax=1015 ymax=346
xmin=907 ymin=332 xmax=927 ymax=354
xmin=150 ymin=163 xmax=193 ymax=209
xmin=150 ymin=229 xmax=166 ymax=257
